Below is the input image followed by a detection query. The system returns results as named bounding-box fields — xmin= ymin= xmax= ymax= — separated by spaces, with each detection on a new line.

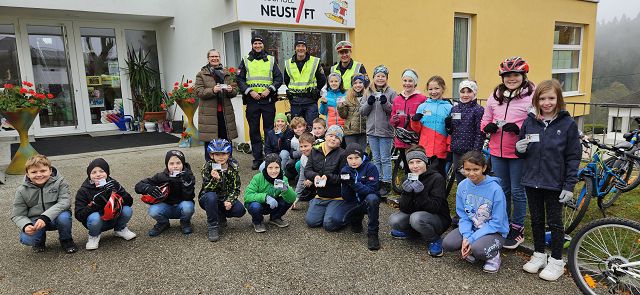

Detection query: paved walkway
xmin=0 ymin=146 xmax=580 ymax=294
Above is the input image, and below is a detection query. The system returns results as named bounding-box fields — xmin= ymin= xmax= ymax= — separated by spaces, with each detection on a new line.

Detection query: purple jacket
xmin=450 ymin=99 xmax=486 ymax=154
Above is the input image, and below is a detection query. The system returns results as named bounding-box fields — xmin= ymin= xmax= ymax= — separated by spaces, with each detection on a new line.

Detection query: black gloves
xmin=502 ymin=123 xmax=520 ymax=134
xmin=367 ymin=95 xmax=376 ymax=105
xmin=412 ymin=113 xmax=424 ymax=121
xmin=102 ymin=180 xmax=121 ymax=192
xmin=445 ymin=116 xmax=452 ymax=134
xmin=147 ymin=186 xmax=163 ymax=199
xmin=379 ymin=95 xmax=387 ymax=105
xmin=483 ymin=123 xmax=499 ymax=134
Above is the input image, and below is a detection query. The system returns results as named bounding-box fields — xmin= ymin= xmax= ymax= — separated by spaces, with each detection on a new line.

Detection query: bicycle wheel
xmin=445 ymin=162 xmax=456 ymax=197
xmin=564 ymin=175 xmax=594 ymax=234
xmin=614 ymin=157 xmax=640 ymax=193
xmin=567 ymin=217 xmax=640 ymax=295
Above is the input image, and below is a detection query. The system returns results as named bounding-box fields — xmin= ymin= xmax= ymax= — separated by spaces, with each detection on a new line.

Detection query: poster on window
xmin=236 ymin=0 xmax=355 ymax=28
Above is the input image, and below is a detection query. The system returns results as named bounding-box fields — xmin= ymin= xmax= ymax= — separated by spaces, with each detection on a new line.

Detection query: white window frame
xmin=552 ymin=23 xmax=583 ymax=97
xmin=453 ymin=14 xmax=471 ymax=98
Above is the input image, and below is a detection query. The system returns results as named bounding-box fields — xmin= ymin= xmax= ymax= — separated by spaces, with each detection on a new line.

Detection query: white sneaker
xmin=114 ymin=227 xmax=137 ymax=240
xmin=523 ymin=252 xmax=548 ymax=274
xmin=539 ymin=257 xmax=566 ymax=281
xmin=86 ymin=235 xmax=100 ymax=250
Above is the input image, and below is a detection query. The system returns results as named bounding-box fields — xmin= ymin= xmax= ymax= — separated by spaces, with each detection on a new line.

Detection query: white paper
xmin=423 ymin=110 xmax=432 ymax=116
xmin=526 ymin=134 xmax=540 ymax=142
xmin=274 ymin=179 xmax=284 ymax=189
xmin=97 ymin=179 xmax=107 ymax=187
xmin=496 ymin=120 xmax=507 ymax=128
xmin=340 ymin=174 xmax=350 ymax=180
xmin=212 ymin=163 xmax=222 ymax=170
xmin=407 ymin=173 xmax=419 ymax=181
xmin=170 ymin=171 xmax=181 ymax=177
xmin=452 ymin=113 xmax=461 ymax=120
xmin=315 ymin=178 xmax=327 ymax=187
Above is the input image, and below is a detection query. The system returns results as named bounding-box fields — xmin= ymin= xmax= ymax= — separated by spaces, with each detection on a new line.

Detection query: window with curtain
xmin=224 ymin=30 xmax=241 ymax=69
xmin=552 ymin=24 xmax=582 ymax=94
xmin=453 ymin=16 xmax=470 ymax=99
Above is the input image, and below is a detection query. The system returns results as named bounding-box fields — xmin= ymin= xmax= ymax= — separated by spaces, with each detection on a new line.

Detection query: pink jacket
xmin=480 ymin=89 xmax=533 ymax=158
xmin=390 ymin=92 xmax=427 ymax=148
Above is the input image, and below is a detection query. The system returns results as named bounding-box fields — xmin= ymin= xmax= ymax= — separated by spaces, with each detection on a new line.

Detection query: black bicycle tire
xmin=615 ymin=157 xmax=640 ymax=193
xmin=445 ymin=163 xmax=455 ymax=197
xmin=599 ymin=157 xmax=623 ymax=208
xmin=564 ymin=176 xmax=593 ymax=234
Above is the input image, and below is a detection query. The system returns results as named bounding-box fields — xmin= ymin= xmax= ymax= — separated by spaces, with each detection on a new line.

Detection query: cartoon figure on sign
xmin=327 ymin=0 xmax=348 ymax=25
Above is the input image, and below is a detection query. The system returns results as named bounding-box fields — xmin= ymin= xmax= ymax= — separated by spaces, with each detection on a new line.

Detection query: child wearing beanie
xmin=244 ymin=153 xmax=296 ymax=233
xmin=340 ymin=143 xmax=381 ymax=250
xmin=319 ymin=72 xmax=346 ymax=128
xmin=75 ymin=158 xmax=136 ymax=250
xmin=135 ymin=150 xmax=196 ymax=237
xmin=261 ymin=112 xmax=295 ymax=170
xmin=338 ymin=74 xmax=368 ymax=148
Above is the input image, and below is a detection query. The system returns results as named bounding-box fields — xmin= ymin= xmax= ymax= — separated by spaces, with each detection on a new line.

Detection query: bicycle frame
xmin=613 ymin=261 xmax=640 ymax=280
xmin=578 ymin=149 xmax=627 ymax=201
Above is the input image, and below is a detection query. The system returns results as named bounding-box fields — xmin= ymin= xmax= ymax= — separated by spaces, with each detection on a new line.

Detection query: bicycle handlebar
xmin=586 ymin=138 xmax=640 ymax=161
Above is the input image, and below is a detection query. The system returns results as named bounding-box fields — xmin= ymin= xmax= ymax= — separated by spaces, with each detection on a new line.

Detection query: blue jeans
xmin=491 ymin=156 xmax=526 ymax=226
xmin=86 ymin=206 xmax=133 ymax=236
xmin=148 ymin=201 xmax=195 ymax=224
xmin=305 ymin=198 xmax=357 ymax=232
xmin=19 ymin=210 xmax=73 ymax=246
xmin=198 ymin=192 xmax=246 ymax=226
xmin=259 ymin=150 xmax=291 ymax=171
xmin=367 ymin=136 xmax=393 ymax=183
xmin=348 ymin=193 xmax=381 ymax=234
xmin=246 ymin=198 xmax=292 ymax=224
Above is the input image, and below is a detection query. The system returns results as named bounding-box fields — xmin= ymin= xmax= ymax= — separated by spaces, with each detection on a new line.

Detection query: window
xmin=125 ymin=29 xmax=160 ymax=75
xmin=612 ymin=116 xmax=623 ymax=133
xmin=0 ymin=24 xmax=20 ymax=130
xmin=251 ymin=29 xmax=346 ymax=79
xmin=552 ymin=24 xmax=582 ymax=94
xmin=453 ymin=16 xmax=471 ymax=99
xmin=224 ymin=30 xmax=241 ymax=68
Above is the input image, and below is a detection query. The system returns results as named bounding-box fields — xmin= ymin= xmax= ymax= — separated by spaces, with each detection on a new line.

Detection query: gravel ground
xmin=0 ymin=145 xmax=580 ymax=294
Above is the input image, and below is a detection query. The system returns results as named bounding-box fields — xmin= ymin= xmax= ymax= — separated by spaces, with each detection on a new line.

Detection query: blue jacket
xmin=456 ymin=176 xmax=509 ymax=245
xmin=450 ymin=99 xmax=485 ymax=154
xmin=319 ymin=89 xmax=346 ymax=127
xmin=340 ymin=155 xmax=379 ymax=203
xmin=518 ymin=111 xmax=582 ymax=192
xmin=264 ymin=127 xmax=294 ymax=155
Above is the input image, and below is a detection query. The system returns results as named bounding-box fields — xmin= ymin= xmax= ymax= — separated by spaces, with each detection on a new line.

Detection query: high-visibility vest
xmin=244 ymin=55 xmax=274 ymax=93
xmin=330 ymin=60 xmax=362 ymax=89
xmin=285 ymin=56 xmax=320 ymax=93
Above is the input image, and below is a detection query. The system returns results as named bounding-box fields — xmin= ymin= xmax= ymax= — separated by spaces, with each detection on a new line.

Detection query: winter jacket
xmin=74 ymin=177 xmax=134 ymax=226
xmin=304 ymin=142 xmax=346 ymax=199
xmin=283 ymin=53 xmax=327 ymax=105
xmin=134 ymin=163 xmax=196 ymax=205
xmin=360 ymin=86 xmax=397 ymax=138
xmin=199 ymin=158 xmax=241 ymax=202
xmin=450 ymin=99 xmax=486 ymax=154
xmin=456 ymin=176 xmax=509 ymax=245
xmin=319 ymin=89 xmax=346 ymax=128
xmin=410 ymin=98 xmax=452 ymax=159
xmin=11 ymin=168 xmax=71 ymax=232
xmin=398 ymin=167 xmax=452 ymax=228
xmin=236 ymin=50 xmax=283 ymax=105
xmin=518 ymin=111 xmax=582 ymax=192
xmin=481 ymin=88 xmax=533 ymax=158
xmin=264 ymin=127 xmax=294 ymax=155
xmin=390 ymin=92 xmax=427 ymax=148
xmin=243 ymin=173 xmax=296 ymax=205
xmin=194 ymin=64 xmax=239 ymax=141
xmin=337 ymin=93 xmax=367 ymax=136
xmin=340 ymin=155 xmax=380 ymax=203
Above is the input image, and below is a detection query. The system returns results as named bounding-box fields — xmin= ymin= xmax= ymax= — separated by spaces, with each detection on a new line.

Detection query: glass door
xmin=0 ymin=23 xmax=21 ymax=134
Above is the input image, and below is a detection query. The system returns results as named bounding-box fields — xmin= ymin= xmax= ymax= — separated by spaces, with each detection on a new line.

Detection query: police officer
xmin=284 ymin=39 xmax=326 ymax=127
xmin=330 ymin=41 xmax=369 ymax=89
xmin=237 ymin=36 xmax=284 ymax=170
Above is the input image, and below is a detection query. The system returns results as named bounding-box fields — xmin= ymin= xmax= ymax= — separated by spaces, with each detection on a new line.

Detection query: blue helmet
xmin=207 ymin=139 xmax=232 ymax=154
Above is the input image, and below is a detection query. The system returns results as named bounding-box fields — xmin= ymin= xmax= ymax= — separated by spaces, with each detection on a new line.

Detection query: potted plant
xmin=166 ymin=77 xmax=199 ymax=145
xmin=125 ymin=47 xmax=165 ymax=124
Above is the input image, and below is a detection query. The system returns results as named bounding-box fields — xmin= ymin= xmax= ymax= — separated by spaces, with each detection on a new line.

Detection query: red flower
xmin=36 ymin=93 xmax=45 ymax=99
xmin=3 ymin=83 xmax=13 ymax=89
xmin=173 ymin=86 xmax=178 ymax=90
xmin=28 ymin=89 xmax=36 ymax=95
xmin=187 ymin=98 xmax=196 ymax=104
xmin=19 ymin=88 xmax=27 ymax=94
xmin=229 ymin=67 xmax=236 ymax=73
xmin=168 ymin=92 xmax=173 ymax=97
xmin=174 ymin=82 xmax=179 ymax=86
xmin=187 ymin=88 xmax=193 ymax=93
xmin=47 ymin=93 xmax=54 ymax=99
xmin=188 ymin=80 xmax=193 ymax=83
xmin=22 ymin=81 xmax=33 ymax=87
xmin=181 ymin=132 xmax=188 ymax=138
xmin=182 ymin=83 xmax=188 ymax=87
xmin=160 ymin=103 xmax=167 ymax=110
xmin=28 ymin=99 xmax=35 ymax=104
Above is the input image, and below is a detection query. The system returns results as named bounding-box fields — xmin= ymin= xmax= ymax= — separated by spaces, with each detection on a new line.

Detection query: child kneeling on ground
xmin=199 ymin=139 xmax=246 ymax=242
xmin=389 ymin=145 xmax=451 ymax=257
xmin=11 ymin=155 xmax=77 ymax=253
xmin=244 ymin=153 xmax=296 ymax=233
xmin=340 ymin=143 xmax=381 ymax=250
xmin=75 ymin=158 xmax=136 ymax=250
xmin=135 ymin=150 xmax=196 ymax=237
xmin=443 ymin=151 xmax=509 ymax=273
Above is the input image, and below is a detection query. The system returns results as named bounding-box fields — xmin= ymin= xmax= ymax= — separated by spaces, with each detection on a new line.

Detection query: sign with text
xmin=236 ymin=0 xmax=355 ymax=28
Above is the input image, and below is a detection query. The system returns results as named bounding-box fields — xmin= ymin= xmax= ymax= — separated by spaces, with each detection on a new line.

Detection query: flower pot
xmin=144 ymin=121 xmax=157 ymax=132
xmin=176 ymin=98 xmax=200 ymax=146
xmin=143 ymin=111 xmax=167 ymax=121
xmin=1 ymin=107 xmax=40 ymax=175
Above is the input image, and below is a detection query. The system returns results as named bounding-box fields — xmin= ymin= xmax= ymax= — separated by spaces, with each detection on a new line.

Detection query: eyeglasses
xmin=208 ymin=55 xmax=220 ymax=58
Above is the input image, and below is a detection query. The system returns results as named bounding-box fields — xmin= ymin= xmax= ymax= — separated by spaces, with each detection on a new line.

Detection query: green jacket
xmin=200 ymin=159 xmax=241 ymax=202
xmin=11 ymin=168 xmax=71 ymax=231
xmin=243 ymin=173 xmax=296 ymax=206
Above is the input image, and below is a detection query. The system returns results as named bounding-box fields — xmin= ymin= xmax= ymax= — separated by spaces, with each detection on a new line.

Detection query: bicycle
xmin=390 ymin=145 xmax=406 ymax=195
xmin=567 ymin=217 xmax=640 ymax=294
xmin=600 ymin=125 xmax=640 ymax=208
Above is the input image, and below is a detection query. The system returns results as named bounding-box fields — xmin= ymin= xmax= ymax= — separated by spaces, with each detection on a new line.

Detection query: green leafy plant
xmin=125 ymin=47 xmax=162 ymax=117
xmin=0 ymin=81 xmax=55 ymax=112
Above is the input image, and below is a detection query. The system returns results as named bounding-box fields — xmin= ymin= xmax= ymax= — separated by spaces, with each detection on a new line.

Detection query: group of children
xmin=11 ymin=57 xmax=582 ymax=282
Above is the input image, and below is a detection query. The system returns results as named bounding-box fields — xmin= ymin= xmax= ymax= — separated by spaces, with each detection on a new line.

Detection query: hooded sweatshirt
xmin=359 ymin=86 xmax=397 ymax=138
xmin=398 ymin=167 xmax=452 ymax=228
xmin=456 ymin=175 xmax=510 ymax=244
xmin=134 ymin=163 xmax=196 ymax=205
xmin=319 ymin=88 xmax=346 ymax=128
xmin=340 ymin=154 xmax=379 ymax=203
xmin=74 ymin=177 xmax=133 ymax=226
xmin=410 ymin=98 xmax=452 ymax=159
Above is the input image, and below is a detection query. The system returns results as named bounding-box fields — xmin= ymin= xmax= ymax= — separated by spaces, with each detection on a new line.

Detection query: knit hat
xmin=87 ymin=158 xmax=110 ymax=176
xmin=335 ymin=40 xmax=352 ymax=52
xmin=402 ymin=69 xmax=419 ymax=86
xmin=295 ymin=39 xmax=307 ymax=47
xmin=251 ymin=36 xmax=264 ymax=44
xmin=326 ymin=125 xmax=344 ymax=142
xmin=264 ymin=153 xmax=281 ymax=168
xmin=406 ymin=150 xmax=430 ymax=165
xmin=351 ymin=74 xmax=366 ymax=86
xmin=274 ymin=112 xmax=288 ymax=124
xmin=373 ymin=65 xmax=389 ymax=77
xmin=458 ymin=80 xmax=478 ymax=94
xmin=328 ymin=72 xmax=342 ymax=83
xmin=344 ymin=143 xmax=364 ymax=159
xmin=165 ymin=150 xmax=186 ymax=168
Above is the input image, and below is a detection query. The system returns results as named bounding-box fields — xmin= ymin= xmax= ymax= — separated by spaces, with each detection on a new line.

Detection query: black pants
xmin=246 ymin=102 xmax=275 ymax=164
xmin=526 ymin=187 xmax=564 ymax=259
xmin=291 ymin=102 xmax=319 ymax=127
xmin=204 ymin=111 xmax=229 ymax=162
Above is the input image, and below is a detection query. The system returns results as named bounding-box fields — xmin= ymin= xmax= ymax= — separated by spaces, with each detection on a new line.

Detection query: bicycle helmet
xmin=140 ymin=183 xmax=170 ymax=205
xmin=498 ymin=57 xmax=529 ymax=76
xmin=101 ymin=192 xmax=123 ymax=221
xmin=207 ymin=139 xmax=232 ymax=154
xmin=394 ymin=127 xmax=419 ymax=145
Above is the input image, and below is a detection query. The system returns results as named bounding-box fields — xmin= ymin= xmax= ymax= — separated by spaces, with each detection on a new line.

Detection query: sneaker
xmin=503 ymin=224 xmax=525 ymax=249
xmin=242 ymin=143 xmax=252 ymax=154
xmin=368 ymin=233 xmax=381 ymax=251
xmin=180 ymin=221 xmax=193 ymax=234
xmin=114 ymin=227 xmax=137 ymax=240
xmin=32 ymin=242 xmax=46 ymax=253
xmin=539 ymin=257 xmax=566 ymax=281
xmin=391 ymin=229 xmax=410 ymax=239
xmin=254 ymin=222 xmax=267 ymax=233
xmin=86 ymin=235 xmax=100 ymax=250
xmin=483 ymin=253 xmax=501 ymax=273
xmin=379 ymin=182 xmax=391 ymax=196
xmin=60 ymin=239 xmax=77 ymax=254
xmin=269 ymin=218 xmax=289 ymax=228
xmin=208 ymin=226 xmax=220 ymax=242
xmin=464 ymin=255 xmax=477 ymax=264
xmin=148 ymin=222 xmax=170 ymax=237
xmin=523 ymin=252 xmax=548 ymax=274
xmin=428 ymin=239 xmax=444 ymax=257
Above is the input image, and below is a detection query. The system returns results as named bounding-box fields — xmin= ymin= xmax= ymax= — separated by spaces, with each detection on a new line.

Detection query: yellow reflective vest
xmin=285 ymin=56 xmax=320 ymax=93
xmin=244 ymin=55 xmax=275 ymax=93
xmin=330 ymin=60 xmax=362 ymax=89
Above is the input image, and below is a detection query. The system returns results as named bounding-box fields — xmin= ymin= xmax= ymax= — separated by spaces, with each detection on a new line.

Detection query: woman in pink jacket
xmin=480 ymin=57 xmax=535 ymax=250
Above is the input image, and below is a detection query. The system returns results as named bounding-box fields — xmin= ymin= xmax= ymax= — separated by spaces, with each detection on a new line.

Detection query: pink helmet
xmin=498 ymin=57 xmax=529 ymax=76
